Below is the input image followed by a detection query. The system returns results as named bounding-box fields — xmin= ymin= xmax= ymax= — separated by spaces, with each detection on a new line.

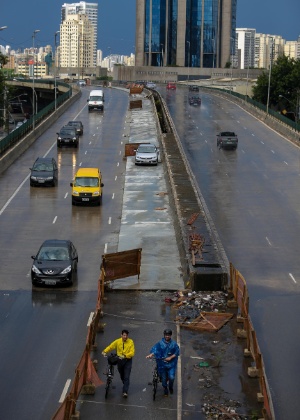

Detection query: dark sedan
xmin=31 ymin=239 xmax=78 ymax=287
xmin=30 ymin=157 xmax=58 ymax=187
xmin=66 ymin=121 xmax=84 ymax=135
xmin=57 ymin=126 xmax=79 ymax=148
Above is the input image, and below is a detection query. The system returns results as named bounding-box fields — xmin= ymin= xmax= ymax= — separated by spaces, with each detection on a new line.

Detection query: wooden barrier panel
xmin=101 ymin=248 xmax=142 ymax=282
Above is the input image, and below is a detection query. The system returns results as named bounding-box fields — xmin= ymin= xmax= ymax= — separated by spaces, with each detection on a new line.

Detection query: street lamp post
xmin=230 ymin=37 xmax=235 ymax=94
xmin=54 ymin=31 xmax=60 ymax=111
xmin=187 ymin=41 xmax=190 ymax=84
xmin=32 ymin=29 xmax=40 ymax=131
xmin=0 ymin=27 xmax=8 ymax=130
xmin=266 ymin=37 xmax=274 ymax=116
xmin=245 ymin=32 xmax=252 ymax=101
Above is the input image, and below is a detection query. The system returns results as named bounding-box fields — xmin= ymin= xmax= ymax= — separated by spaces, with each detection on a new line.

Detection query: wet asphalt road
xmin=0 ymin=84 xmax=299 ymax=419
xmin=158 ymin=85 xmax=300 ymax=420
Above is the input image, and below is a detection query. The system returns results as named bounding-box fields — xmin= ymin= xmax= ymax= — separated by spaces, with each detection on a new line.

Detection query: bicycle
xmin=150 ymin=357 xmax=166 ymax=401
xmin=103 ymin=353 xmax=119 ymax=399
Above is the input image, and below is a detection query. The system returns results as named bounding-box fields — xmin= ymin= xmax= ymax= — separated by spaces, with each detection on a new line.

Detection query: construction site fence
xmin=229 ymin=263 xmax=274 ymax=420
xmin=52 ymin=248 xmax=142 ymax=419
xmin=51 ymin=275 xmax=104 ymax=420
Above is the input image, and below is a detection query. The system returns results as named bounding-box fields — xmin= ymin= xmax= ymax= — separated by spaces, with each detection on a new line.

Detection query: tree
xmin=252 ymin=55 xmax=300 ymax=112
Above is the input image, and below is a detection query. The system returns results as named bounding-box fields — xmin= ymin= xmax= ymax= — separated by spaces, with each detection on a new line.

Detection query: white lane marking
xmin=289 ymin=273 xmax=297 ymax=284
xmin=115 ymin=176 xmax=117 ymax=181
xmin=261 ymin=141 xmax=264 ymax=144
xmin=119 ymin=150 xmax=121 ymax=155
xmin=121 ymin=141 xmax=123 ymax=145
xmin=112 ymin=193 xmax=115 ymax=199
xmin=176 ymin=323 xmax=182 ymax=420
xmin=53 ymin=216 xmax=57 ymax=224
xmin=108 ymin=217 xmax=112 ymax=225
xmin=252 ymin=133 xmax=255 ymax=137
xmin=87 ymin=312 xmax=94 ymax=326
xmin=89 ymin=141 xmax=92 ymax=145
xmin=104 ymin=243 xmax=108 ymax=254
xmin=271 ymin=150 xmax=275 ymax=154
xmin=64 ymin=193 xmax=68 ymax=199
xmin=85 ymin=151 xmax=87 ymax=155
xmin=59 ymin=379 xmax=71 ymax=403
xmin=0 ymin=175 xmax=30 ymax=216
xmin=266 ymin=237 xmax=272 ymax=246
xmin=117 ymin=162 xmax=119 ymax=167
xmin=284 ymin=161 xmax=288 ymax=165
xmin=79 ymin=162 xmax=82 ymax=166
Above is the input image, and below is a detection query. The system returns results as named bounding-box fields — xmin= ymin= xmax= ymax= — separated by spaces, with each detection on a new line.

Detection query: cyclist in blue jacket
xmin=146 ymin=329 xmax=180 ymax=396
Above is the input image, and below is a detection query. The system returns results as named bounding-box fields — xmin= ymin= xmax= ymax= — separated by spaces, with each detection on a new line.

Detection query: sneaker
xmin=123 ymin=392 xmax=128 ymax=398
xmin=169 ymin=387 xmax=173 ymax=395
xmin=164 ymin=387 xmax=168 ymax=397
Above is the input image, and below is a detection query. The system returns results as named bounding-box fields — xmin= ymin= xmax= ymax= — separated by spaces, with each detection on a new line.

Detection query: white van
xmin=87 ymin=89 xmax=104 ymax=112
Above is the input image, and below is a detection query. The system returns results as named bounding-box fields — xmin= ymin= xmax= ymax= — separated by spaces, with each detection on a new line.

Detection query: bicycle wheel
xmin=105 ymin=365 xmax=113 ymax=399
xmin=152 ymin=369 xmax=158 ymax=401
xmin=105 ymin=378 xmax=111 ymax=399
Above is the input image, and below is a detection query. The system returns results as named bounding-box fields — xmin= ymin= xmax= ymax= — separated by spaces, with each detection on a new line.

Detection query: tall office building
xmin=61 ymin=1 xmax=98 ymax=66
xmin=135 ymin=0 xmax=237 ymax=68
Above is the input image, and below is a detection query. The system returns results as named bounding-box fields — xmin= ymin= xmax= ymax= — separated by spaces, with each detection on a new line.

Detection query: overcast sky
xmin=0 ymin=0 xmax=299 ymax=56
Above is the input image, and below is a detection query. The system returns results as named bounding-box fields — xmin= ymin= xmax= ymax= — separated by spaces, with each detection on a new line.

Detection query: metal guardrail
xmin=205 ymin=87 xmax=299 ymax=133
xmin=0 ymin=84 xmax=72 ymax=155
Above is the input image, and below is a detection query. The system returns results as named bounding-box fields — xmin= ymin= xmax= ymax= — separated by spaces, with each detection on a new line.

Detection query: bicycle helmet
xmin=163 ymin=329 xmax=172 ymax=336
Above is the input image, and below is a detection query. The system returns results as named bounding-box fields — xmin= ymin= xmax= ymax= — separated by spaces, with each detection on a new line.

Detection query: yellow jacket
xmin=103 ymin=338 xmax=135 ymax=359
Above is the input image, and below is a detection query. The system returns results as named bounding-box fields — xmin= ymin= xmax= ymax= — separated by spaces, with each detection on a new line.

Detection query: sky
xmin=0 ymin=1 xmax=299 ymax=57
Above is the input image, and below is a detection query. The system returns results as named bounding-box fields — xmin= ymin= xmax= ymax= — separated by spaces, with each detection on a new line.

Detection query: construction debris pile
xmin=201 ymin=398 xmax=251 ymax=419
xmin=165 ymin=290 xmax=229 ymax=321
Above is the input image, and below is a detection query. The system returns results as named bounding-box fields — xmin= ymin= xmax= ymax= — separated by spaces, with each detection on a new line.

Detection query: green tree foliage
xmin=252 ymin=56 xmax=300 ymax=112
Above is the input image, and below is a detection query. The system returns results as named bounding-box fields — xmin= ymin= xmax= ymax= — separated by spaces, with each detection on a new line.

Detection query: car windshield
xmin=60 ymin=128 xmax=75 ymax=135
xmin=90 ymin=96 xmax=103 ymax=101
xmin=220 ymin=132 xmax=235 ymax=136
xmin=37 ymin=246 xmax=69 ymax=261
xmin=74 ymin=177 xmax=99 ymax=187
xmin=137 ymin=145 xmax=156 ymax=153
xmin=33 ymin=163 xmax=54 ymax=171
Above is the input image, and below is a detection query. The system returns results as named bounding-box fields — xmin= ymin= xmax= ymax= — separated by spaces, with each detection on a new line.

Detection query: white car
xmin=135 ymin=143 xmax=159 ymax=165
xmin=146 ymin=82 xmax=156 ymax=89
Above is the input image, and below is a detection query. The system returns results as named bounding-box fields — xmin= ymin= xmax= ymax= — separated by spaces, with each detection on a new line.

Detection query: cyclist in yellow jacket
xmin=102 ymin=330 xmax=135 ymax=398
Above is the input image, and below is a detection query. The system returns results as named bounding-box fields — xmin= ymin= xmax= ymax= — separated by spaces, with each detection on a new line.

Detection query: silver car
xmin=135 ymin=143 xmax=159 ymax=165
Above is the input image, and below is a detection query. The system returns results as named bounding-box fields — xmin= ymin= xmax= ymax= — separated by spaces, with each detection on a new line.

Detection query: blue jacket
xmin=150 ymin=338 xmax=180 ymax=370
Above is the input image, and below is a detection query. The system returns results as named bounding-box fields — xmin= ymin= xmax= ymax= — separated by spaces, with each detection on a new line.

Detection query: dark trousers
xmin=117 ymin=358 xmax=132 ymax=393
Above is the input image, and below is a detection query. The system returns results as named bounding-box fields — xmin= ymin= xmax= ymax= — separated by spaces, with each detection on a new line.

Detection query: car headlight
xmin=46 ymin=177 xmax=53 ymax=180
xmin=32 ymin=264 xmax=41 ymax=274
xmin=61 ymin=265 xmax=72 ymax=274
xmin=58 ymin=136 xmax=62 ymax=140
xmin=73 ymin=137 xmax=77 ymax=140
xmin=93 ymin=191 xmax=100 ymax=196
xmin=73 ymin=191 xmax=79 ymax=196
xmin=31 ymin=176 xmax=37 ymax=180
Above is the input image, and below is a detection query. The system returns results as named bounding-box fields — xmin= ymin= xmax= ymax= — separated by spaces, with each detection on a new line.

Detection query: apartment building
xmin=236 ymin=28 xmax=255 ymax=69
xmin=135 ymin=0 xmax=237 ymax=69
xmin=59 ymin=14 xmax=94 ymax=69
xmin=61 ymin=1 xmax=98 ymax=66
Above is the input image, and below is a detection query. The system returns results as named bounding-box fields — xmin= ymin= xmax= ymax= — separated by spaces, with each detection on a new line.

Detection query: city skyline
xmin=0 ymin=0 xmax=299 ymax=56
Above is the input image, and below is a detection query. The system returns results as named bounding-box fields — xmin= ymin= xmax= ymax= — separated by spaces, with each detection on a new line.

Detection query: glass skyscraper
xmin=136 ymin=0 xmax=237 ymax=68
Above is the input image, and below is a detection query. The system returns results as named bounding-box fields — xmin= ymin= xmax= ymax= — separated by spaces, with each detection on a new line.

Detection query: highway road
xmin=0 ymin=84 xmax=299 ymax=420
xmin=159 ymin=85 xmax=300 ymax=420
xmin=0 ymin=87 xmax=130 ymax=419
